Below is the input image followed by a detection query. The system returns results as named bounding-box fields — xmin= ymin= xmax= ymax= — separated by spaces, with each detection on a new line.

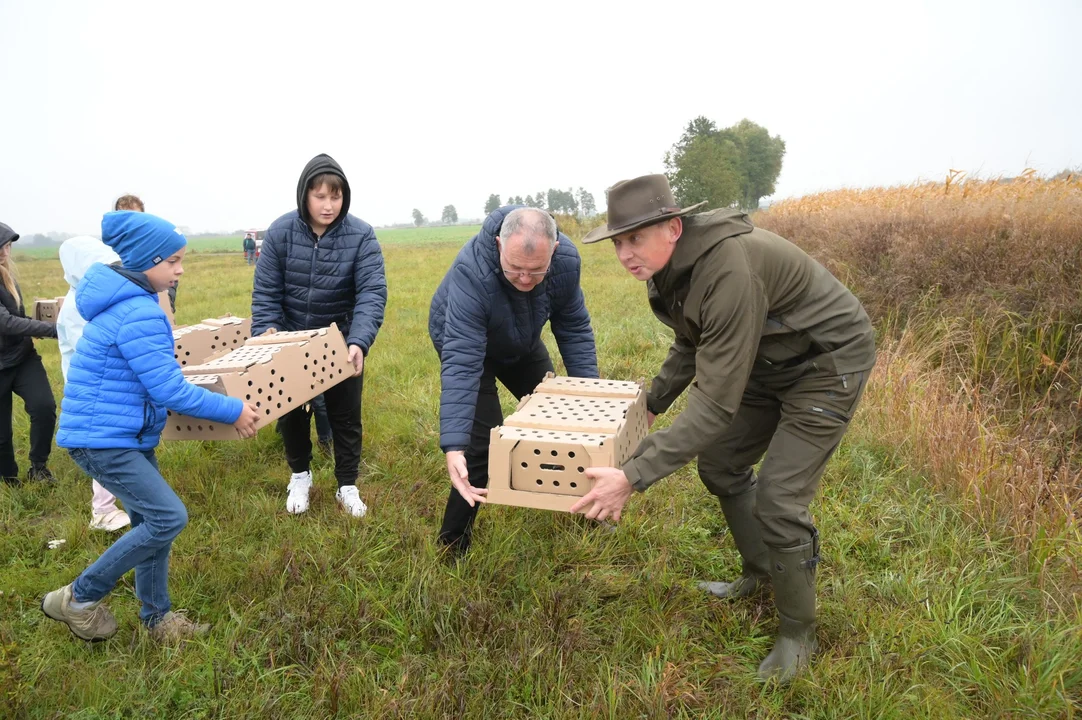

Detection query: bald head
xmin=499 ymin=208 xmax=557 ymax=255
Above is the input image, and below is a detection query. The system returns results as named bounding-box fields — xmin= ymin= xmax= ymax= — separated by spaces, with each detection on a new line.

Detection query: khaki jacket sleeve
xmin=623 ymin=249 xmax=765 ymax=491
xmin=646 ymin=335 xmax=696 ymax=414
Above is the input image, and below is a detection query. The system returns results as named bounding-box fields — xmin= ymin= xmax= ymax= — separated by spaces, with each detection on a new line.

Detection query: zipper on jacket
xmin=305 ymin=232 xmax=318 ymax=328
xmin=136 ymin=401 xmax=150 ymax=442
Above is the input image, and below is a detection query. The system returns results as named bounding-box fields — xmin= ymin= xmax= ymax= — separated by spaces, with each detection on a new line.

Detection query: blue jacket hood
xmin=76 ymin=263 xmax=155 ymax=322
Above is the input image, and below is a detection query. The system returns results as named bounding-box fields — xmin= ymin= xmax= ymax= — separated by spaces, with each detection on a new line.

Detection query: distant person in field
xmin=43 ymin=211 xmax=259 ymax=642
xmin=0 ymin=222 xmax=58 ymax=485
xmin=243 ymin=233 xmax=256 ymax=265
xmin=570 ymin=174 xmax=877 ymax=683
xmin=428 ymin=207 xmax=599 ymax=556
xmin=251 ymin=153 xmax=387 ymax=518
xmin=57 ymin=236 xmax=132 ymax=532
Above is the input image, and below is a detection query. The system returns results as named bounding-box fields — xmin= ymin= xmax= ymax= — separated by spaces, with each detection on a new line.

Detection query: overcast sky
xmin=1 ymin=0 xmax=1078 ymax=236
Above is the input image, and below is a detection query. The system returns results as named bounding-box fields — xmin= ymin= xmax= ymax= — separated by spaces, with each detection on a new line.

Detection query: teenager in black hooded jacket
xmin=0 ymin=222 xmax=58 ymax=484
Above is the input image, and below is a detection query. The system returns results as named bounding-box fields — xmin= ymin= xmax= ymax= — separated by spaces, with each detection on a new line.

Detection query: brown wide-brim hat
xmin=582 ymin=174 xmax=706 ymax=244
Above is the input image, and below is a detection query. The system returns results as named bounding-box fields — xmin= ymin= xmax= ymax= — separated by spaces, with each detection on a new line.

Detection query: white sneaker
xmin=89 ymin=510 xmax=131 ymax=532
xmin=286 ymin=471 xmax=312 ymax=514
xmin=335 ymin=485 xmax=367 ymax=518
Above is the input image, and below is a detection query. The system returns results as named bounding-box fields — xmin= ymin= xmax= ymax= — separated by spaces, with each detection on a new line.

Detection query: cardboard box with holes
xmin=162 ymin=324 xmax=351 ymax=441
xmin=33 ymin=296 xmax=65 ymax=322
xmin=173 ymin=315 xmax=252 ymax=367
xmin=487 ymin=374 xmax=649 ymax=512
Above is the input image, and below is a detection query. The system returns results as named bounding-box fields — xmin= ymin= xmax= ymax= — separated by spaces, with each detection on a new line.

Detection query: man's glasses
xmin=498 ymin=241 xmax=553 ymax=279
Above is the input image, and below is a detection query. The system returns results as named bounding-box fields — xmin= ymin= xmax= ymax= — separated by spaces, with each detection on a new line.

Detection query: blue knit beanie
xmin=101 ymin=211 xmax=187 ymax=271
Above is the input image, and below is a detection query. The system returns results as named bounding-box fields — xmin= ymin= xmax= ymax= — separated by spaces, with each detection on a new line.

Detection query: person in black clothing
xmin=251 ymin=154 xmax=387 ymax=518
xmin=0 ymin=222 xmax=58 ymax=484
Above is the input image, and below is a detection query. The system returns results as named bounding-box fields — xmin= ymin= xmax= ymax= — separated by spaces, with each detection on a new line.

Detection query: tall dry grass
xmin=757 ymin=171 xmax=1082 ymax=585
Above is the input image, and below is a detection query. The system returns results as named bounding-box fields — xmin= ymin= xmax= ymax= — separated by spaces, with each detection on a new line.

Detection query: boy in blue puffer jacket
xmin=41 ymin=211 xmax=259 ymax=643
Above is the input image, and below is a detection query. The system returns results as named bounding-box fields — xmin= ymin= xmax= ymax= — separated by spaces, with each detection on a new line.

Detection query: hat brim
xmin=581 ymin=202 xmax=708 ymax=244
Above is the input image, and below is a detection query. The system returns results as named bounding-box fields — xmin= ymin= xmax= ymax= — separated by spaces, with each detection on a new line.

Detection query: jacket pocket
xmin=808 ymin=405 xmax=850 ymax=423
xmin=136 ymin=401 xmax=152 ymax=442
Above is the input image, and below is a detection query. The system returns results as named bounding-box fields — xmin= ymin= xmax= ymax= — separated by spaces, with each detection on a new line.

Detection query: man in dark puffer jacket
xmin=429 ymin=206 xmax=599 ymax=555
xmin=252 ymin=154 xmax=387 ymax=518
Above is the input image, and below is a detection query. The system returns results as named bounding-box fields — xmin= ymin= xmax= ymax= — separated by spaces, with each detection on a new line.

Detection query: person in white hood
xmin=58 ymin=236 xmax=132 ymax=532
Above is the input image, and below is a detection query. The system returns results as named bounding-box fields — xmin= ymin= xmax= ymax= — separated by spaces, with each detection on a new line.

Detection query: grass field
xmin=1 ymin=223 xmax=1079 ymax=718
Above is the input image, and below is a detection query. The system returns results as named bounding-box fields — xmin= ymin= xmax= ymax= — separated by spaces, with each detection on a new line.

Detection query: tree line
xmin=483 ymin=188 xmax=596 ymax=217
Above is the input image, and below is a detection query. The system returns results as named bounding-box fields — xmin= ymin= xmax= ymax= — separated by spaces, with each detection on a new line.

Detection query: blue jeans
xmin=69 ymin=448 xmax=187 ymax=627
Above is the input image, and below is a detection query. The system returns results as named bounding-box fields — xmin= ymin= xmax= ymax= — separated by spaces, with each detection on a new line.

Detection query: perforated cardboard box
xmin=33 ymin=296 xmax=64 ymax=322
xmin=486 ymin=374 xmax=648 ymax=512
xmin=162 ymin=324 xmax=351 ymax=441
xmin=173 ymin=316 xmax=252 ymax=367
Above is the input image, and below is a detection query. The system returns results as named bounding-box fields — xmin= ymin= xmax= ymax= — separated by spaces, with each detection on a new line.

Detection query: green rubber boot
xmin=758 ymin=534 xmax=819 ymax=683
xmin=698 ymin=487 xmax=771 ymax=599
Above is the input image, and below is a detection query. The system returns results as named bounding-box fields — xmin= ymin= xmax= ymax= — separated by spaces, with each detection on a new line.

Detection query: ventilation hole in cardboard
xmin=540 ymin=463 xmax=564 ymax=471
xmin=265 ymin=409 xmax=272 ymax=415
xmin=568 ymin=451 xmax=576 ymax=458
xmin=330 ymin=362 xmax=335 ymax=367
xmin=533 ymin=449 xmax=541 ymax=455
xmin=577 ymin=466 xmax=585 ymax=473
xmin=279 ymin=389 xmax=284 ymax=395
xmin=550 ymin=450 xmax=558 ymax=457
xmin=331 ymin=349 xmax=336 ymax=355
xmin=536 ymin=479 xmax=543 ymax=485
xmin=277 ymin=403 xmax=282 ymax=409
xmin=247 ymin=380 xmax=253 ymax=386
xmin=184 ymin=425 xmax=190 ymax=431
xmin=324 ymin=342 xmax=329 ymax=348
xmin=287 ymin=396 xmax=292 ymax=402
xmin=197 ymin=425 xmax=204 ymax=431
xmin=570 ymin=482 xmax=577 ymax=488
xmin=256 ymin=401 xmax=262 ymax=408
xmin=305 ymin=352 xmax=310 ymax=358
xmin=553 ymin=480 xmax=561 ymax=487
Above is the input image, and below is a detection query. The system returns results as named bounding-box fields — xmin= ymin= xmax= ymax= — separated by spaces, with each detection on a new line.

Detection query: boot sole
xmin=40 ymin=598 xmax=117 ymax=643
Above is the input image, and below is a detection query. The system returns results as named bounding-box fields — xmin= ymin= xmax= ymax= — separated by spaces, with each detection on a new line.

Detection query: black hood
xmin=296 ymin=154 xmax=351 ymax=235
xmin=0 ymin=222 xmax=19 ymax=250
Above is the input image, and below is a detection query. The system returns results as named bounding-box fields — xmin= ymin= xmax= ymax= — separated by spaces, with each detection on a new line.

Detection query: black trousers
xmin=0 ymin=352 xmax=57 ymax=479
xmin=438 ymin=344 xmax=554 ymax=552
xmin=279 ymin=374 xmax=363 ymax=487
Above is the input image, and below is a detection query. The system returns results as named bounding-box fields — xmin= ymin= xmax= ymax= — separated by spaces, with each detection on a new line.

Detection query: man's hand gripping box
xmin=486 ymin=374 xmax=648 ymax=512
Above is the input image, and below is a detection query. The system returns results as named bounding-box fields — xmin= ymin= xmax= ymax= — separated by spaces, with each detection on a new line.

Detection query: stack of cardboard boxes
xmin=163 ymin=324 xmax=351 ymax=441
xmin=486 ymin=374 xmax=648 ymax=512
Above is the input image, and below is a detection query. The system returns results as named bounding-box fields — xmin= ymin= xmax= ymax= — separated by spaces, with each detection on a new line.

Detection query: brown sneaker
xmin=148 ymin=611 xmax=210 ymax=642
xmin=40 ymin=584 xmax=118 ymax=642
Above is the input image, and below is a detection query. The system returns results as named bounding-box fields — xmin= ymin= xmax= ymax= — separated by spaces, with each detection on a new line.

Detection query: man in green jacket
xmin=571 ymin=174 xmax=876 ymax=683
